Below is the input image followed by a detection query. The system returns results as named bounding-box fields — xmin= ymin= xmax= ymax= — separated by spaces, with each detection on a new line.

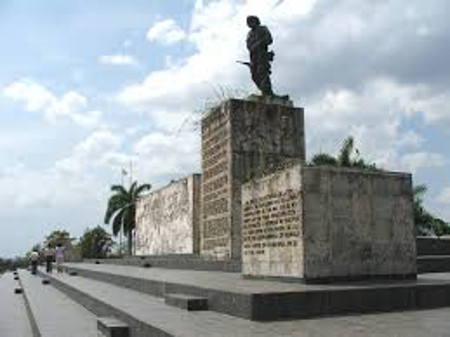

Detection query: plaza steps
xmin=84 ymin=254 xmax=241 ymax=272
xmin=36 ymin=267 xmax=450 ymax=337
xmin=58 ymin=263 xmax=450 ymax=322
xmin=0 ymin=272 xmax=33 ymax=337
xmin=37 ymin=269 xmax=281 ymax=337
xmin=417 ymin=237 xmax=450 ymax=273
xmin=418 ymin=255 xmax=450 ymax=273
xmin=18 ymin=270 xmax=98 ymax=337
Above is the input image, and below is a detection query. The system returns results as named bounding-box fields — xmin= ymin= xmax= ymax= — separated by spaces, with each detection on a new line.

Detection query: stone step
xmin=418 ymin=255 xmax=450 ymax=273
xmin=18 ymin=270 xmax=98 ymax=337
xmin=84 ymin=255 xmax=241 ymax=272
xmin=35 ymin=268 xmax=450 ymax=337
xmin=417 ymin=237 xmax=450 ymax=256
xmin=97 ymin=317 xmax=129 ymax=337
xmin=63 ymin=262 xmax=450 ymax=321
xmin=165 ymin=293 xmax=208 ymax=311
xmin=37 ymin=269 xmax=275 ymax=337
xmin=0 ymin=272 xmax=33 ymax=337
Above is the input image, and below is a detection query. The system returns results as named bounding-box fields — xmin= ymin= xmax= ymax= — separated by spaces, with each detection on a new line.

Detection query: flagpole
xmin=129 ymin=159 xmax=133 ymax=188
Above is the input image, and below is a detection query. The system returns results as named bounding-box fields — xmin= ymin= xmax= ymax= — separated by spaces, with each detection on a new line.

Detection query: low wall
xmin=135 ymin=174 xmax=201 ymax=255
xmin=417 ymin=237 xmax=450 ymax=256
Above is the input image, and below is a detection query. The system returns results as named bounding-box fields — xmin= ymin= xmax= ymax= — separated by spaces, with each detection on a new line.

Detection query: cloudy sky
xmin=0 ymin=0 xmax=449 ymax=257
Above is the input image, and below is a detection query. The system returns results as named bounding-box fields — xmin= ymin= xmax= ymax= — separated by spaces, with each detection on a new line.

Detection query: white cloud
xmin=147 ymin=19 xmax=187 ymax=45
xmin=400 ymin=152 xmax=446 ymax=173
xmin=99 ymin=54 xmax=139 ymax=66
xmin=132 ymin=130 xmax=200 ymax=182
xmin=55 ymin=129 xmax=125 ymax=175
xmin=3 ymin=79 xmax=102 ymax=127
xmin=437 ymin=187 xmax=450 ymax=205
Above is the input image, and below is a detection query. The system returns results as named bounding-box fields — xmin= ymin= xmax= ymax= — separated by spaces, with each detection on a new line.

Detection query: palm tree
xmin=104 ymin=181 xmax=151 ymax=255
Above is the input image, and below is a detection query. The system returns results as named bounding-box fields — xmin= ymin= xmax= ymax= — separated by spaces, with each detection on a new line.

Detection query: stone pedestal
xmin=242 ymin=164 xmax=417 ymax=281
xmin=200 ymin=99 xmax=305 ymax=259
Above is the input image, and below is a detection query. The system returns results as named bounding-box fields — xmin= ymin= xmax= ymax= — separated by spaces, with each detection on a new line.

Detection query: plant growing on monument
xmin=310 ymin=138 xmax=449 ymax=237
xmin=309 ymin=136 xmax=378 ymax=170
xmin=104 ymin=181 xmax=151 ymax=255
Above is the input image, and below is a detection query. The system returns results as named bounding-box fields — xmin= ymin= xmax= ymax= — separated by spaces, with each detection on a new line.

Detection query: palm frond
xmin=129 ymin=181 xmax=138 ymax=197
xmin=111 ymin=184 xmax=128 ymax=196
xmin=111 ymin=207 xmax=127 ymax=236
xmin=134 ymin=183 xmax=151 ymax=197
xmin=104 ymin=194 xmax=129 ymax=224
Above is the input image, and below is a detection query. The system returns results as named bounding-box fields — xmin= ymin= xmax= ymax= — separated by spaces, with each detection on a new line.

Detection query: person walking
xmin=29 ymin=251 xmax=39 ymax=275
xmin=43 ymin=245 xmax=54 ymax=273
xmin=55 ymin=243 xmax=65 ymax=274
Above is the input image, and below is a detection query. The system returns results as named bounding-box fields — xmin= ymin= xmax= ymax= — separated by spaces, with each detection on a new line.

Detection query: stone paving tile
xmin=0 ymin=272 xmax=33 ymax=337
xmin=45 ymin=269 xmax=450 ymax=337
xmin=66 ymin=262 xmax=450 ymax=294
xmin=19 ymin=270 xmax=97 ymax=337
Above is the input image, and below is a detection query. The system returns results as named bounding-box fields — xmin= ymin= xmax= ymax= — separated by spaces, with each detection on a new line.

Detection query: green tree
xmin=44 ymin=230 xmax=75 ymax=248
xmin=104 ymin=181 xmax=151 ymax=255
xmin=79 ymin=226 xmax=113 ymax=259
xmin=414 ymin=184 xmax=450 ymax=236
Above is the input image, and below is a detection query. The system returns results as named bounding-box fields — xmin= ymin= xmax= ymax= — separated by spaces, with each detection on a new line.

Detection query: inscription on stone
xmin=242 ymin=189 xmax=300 ymax=256
xmin=201 ymin=108 xmax=231 ymax=255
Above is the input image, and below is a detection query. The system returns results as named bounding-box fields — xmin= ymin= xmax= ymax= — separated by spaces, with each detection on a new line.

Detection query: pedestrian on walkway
xmin=43 ymin=245 xmax=54 ymax=273
xmin=29 ymin=251 xmax=39 ymax=275
xmin=55 ymin=243 xmax=65 ymax=274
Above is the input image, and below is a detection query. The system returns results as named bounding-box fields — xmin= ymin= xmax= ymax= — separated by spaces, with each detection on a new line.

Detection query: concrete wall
xmin=242 ymin=164 xmax=417 ymax=280
xmin=302 ymin=166 xmax=416 ymax=280
xmin=242 ymin=165 xmax=303 ymax=277
xmin=135 ymin=174 xmax=201 ymax=256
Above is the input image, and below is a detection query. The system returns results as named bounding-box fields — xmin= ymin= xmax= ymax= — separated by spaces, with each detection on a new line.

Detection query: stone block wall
xmin=242 ymin=164 xmax=417 ymax=281
xmin=135 ymin=174 xmax=201 ymax=256
xmin=201 ymin=99 xmax=305 ymax=260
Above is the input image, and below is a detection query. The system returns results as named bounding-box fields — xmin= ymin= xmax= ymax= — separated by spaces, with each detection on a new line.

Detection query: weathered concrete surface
xmin=242 ymin=166 xmax=303 ymax=277
xmin=0 ymin=273 xmax=33 ymax=337
xmin=242 ymin=165 xmax=416 ymax=280
xmin=201 ymin=99 xmax=305 ymax=260
xmin=135 ymin=174 xmax=201 ymax=255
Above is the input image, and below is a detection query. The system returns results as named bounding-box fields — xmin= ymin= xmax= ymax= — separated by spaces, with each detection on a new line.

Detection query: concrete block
xmin=97 ymin=317 xmax=129 ymax=337
xmin=165 ymin=293 xmax=208 ymax=311
xmin=242 ymin=164 xmax=416 ymax=281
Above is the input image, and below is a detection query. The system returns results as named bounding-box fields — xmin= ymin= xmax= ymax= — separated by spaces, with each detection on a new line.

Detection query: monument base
xmin=246 ymin=94 xmax=293 ymax=107
xmin=242 ymin=164 xmax=417 ymax=281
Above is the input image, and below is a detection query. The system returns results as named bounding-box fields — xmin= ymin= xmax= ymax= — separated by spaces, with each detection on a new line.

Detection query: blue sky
xmin=0 ymin=0 xmax=449 ymax=257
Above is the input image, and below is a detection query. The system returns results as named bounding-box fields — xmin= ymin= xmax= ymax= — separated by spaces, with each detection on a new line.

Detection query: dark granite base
xmin=243 ymin=273 xmax=417 ymax=284
xmin=84 ymin=255 xmax=242 ymax=272
xmin=64 ymin=264 xmax=450 ymax=321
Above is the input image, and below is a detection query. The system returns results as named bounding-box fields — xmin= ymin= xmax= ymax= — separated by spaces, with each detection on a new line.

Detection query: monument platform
xmin=60 ymin=263 xmax=450 ymax=322
xmin=4 ymin=266 xmax=447 ymax=337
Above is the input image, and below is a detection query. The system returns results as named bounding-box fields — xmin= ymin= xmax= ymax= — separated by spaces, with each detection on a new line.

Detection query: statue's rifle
xmin=236 ymin=60 xmax=251 ymax=68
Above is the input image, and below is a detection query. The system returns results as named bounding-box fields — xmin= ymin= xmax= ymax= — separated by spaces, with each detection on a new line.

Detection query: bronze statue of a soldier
xmin=238 ymin=15 xmax=291 ymax=103
xmin=245 ymin=15 xmax=274 ymax=97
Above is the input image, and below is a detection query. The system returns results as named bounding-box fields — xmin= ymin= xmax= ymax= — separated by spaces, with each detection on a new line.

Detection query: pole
xmin=129 ymin=159 xmax=133 ymax=188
